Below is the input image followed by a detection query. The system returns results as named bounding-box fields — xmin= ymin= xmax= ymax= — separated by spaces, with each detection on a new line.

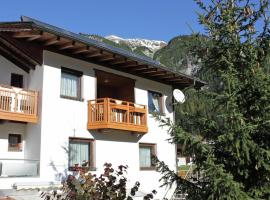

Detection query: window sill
xmin=8 ymin=147 xmax=22 ymax=152
xmin=60 ymin=95 xmax=84 ymax=102
xmin=149 ymin=111 xmax=166 ymax=117
xmin=69 ymin=166 xmax=96 ymax=172
xmin=140 ymin=166 xmax=156 ymax=171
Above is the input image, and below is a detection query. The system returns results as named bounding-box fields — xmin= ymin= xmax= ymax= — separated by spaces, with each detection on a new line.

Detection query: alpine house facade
xmin=0 ymin=16 xmax=205 ymax=199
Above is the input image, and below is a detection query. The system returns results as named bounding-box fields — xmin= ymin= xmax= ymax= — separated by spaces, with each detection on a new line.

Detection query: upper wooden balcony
xmin=88 ymin=98 xmax=148 ymax=133
xmin=0 ymin=84 xmax=38 ymax=123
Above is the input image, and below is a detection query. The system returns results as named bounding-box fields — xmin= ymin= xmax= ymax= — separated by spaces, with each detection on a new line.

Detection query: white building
xmin=0 ymin=16 xmax=204 ymax=199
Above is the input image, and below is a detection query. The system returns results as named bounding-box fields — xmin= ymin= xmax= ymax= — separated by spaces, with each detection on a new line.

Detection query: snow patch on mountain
xmin=106 ymin=35 xmax=167 ymax=55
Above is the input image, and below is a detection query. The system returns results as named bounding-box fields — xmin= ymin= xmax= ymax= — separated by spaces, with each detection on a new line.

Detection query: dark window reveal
xmin=8 ymin=134 xmax=22 ymax=152
xmin=148 ymin=90 xmax=163 ymax=113
xmin=11 ymin=74 xmax=23 ymax=88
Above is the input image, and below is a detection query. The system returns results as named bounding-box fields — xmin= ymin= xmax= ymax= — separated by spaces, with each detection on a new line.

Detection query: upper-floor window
xmin=60 ymin=67 xmax=82 ymax=100
xmin=69 ymin=137 xmax=94 ymax=171
xmin=8 ymin=134 xmax=22 ymax=152
xmin=11 ymin=73 xmax=23 ymax=88
xmin=139 ymin=143 xmax=156 ymax=170
xmin=148 ymin=90 xmax=163 ymax=114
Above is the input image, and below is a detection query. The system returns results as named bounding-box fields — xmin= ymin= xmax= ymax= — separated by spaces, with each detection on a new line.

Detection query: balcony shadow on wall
xmin=90 ymin=130 xmax=143 ymax=143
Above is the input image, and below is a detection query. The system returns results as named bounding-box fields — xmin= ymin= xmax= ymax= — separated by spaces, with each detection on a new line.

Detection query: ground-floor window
xmin=139 ymin=143 xmax=156 ymax=170
xmin=8 ymin=134 xmax=22 ymax=152
xmin=69 ymin=137 xmax=94 ymax=170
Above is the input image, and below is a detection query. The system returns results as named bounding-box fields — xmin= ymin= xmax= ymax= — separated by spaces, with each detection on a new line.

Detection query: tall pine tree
xmin=156 ymin=1 xmax=270 ymax=199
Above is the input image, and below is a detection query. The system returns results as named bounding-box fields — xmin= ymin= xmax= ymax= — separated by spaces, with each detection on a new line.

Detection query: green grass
xmin=178 ymin=165 xmax=191 ymax=171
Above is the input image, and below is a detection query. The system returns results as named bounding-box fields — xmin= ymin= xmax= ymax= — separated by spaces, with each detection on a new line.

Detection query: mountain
xmin=106 ymin=35 xmax=167 ymax=58
xmin=81 ymin=33 xmax=201 ymax=76
xmin=154 ymin=35 xmax=202 ymax=76
xmin=81 ymin=33 xmax=166 ymax=58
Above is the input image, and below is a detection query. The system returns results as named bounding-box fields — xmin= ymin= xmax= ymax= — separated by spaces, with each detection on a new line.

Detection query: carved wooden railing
xmin=0 ymin=84 xmax=38 ymax=123
xmin=88 ymin=98 xmax=148 ymax=133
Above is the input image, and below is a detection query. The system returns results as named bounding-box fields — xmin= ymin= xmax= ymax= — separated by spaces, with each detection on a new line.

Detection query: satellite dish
xmin=173 ymin=89 xmax=185 ymax=104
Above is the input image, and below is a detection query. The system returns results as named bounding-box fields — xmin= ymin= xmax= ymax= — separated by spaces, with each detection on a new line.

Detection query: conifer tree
xmin=156 ymin=1 xmax=270 ymax=199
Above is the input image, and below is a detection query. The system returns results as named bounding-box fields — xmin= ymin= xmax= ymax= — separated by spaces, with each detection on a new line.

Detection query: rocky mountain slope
xmin=153 ymin=35 xmax=201 ymax=76
xmin=81 ymin=34 xmax=200 ymax=76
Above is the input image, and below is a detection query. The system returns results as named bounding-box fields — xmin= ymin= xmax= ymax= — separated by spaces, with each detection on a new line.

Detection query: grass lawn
xmin=178 ymin=165 xmax=191 ymax=171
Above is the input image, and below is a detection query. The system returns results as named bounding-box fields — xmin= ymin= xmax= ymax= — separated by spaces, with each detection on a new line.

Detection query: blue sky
xmin=0 ymin=0 xmax=204 ymax=42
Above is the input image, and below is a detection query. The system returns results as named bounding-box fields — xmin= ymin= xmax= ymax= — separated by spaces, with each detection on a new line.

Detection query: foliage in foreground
xmin=156 ymin=0 xmax=270 ymax=199
xmin=41 ymin=163 xmax=156 ymax=200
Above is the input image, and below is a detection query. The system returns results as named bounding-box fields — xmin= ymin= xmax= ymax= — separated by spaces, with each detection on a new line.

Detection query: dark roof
xmin=0 ymin=16 xmax=206 ymax=88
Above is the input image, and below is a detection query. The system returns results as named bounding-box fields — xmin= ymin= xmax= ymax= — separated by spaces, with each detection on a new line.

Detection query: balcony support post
xmin=127 ymin=102 xmax=130 ymax=124
xmin=104 ymin=98 xmax=109 ymax=123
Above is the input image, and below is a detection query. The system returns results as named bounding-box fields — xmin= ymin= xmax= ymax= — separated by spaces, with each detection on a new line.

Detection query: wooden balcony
xmin=0 ymin=84 xmax=38 ymax=123
xmin=88 ymin=98 xmax=148 ymax=133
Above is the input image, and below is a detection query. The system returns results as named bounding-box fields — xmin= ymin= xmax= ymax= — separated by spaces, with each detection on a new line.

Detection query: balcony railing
xmin=0 ymin=84 xmax=38 ymax=123
xmin=88 ymin=98 xmax=148 ymax=133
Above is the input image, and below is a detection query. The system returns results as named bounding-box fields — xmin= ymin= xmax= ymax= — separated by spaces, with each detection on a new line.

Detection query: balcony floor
xmin=0 ymin=111 xmax=38 ymax=123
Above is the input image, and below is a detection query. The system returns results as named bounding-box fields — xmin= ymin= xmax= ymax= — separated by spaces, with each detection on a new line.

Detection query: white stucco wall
xmin=0 ymin=56 xmax=44 ymax=189
xmin=25 ymin=66 xmax=44 ymax=161
xmin=0 ymin=122 xmax=26 ymax=159
xmin=0 ymin=55 xmax=29 ymax=160
xmin=38 ymin=51 xmax=176 ymax=199
xmin=0 ymin=55 xmax=28 ymax=88
xmin=0 ymin=51 xmax=177 ymax=199
xmin=0 ymin=55 xmax=43 ymax=161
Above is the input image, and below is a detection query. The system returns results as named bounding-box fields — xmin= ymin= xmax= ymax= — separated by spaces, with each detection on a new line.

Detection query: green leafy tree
xmin=156 ymin=0 xmax=270 ymax=199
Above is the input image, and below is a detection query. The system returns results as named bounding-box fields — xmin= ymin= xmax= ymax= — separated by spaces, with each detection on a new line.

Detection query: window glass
xmin=148 ymin=91 xmax=162 ymax=113
xmin=139 ymin=143 xmax=156 ymax=170
xmin=69 ymin=138 xmax=93 ymax=170
xmin=61 ymin=72 xmax=80 ymax=99
xmin=139 ymin=146 xmax=152 ymax=167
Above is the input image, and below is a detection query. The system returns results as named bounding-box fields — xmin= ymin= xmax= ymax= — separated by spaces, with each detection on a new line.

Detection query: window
xmin=60 ymin=67 xmax=82 ymax=100
xmin=11 ymin=73 xmax=23 ymax=88
xmin=8 ymin=134 xmax=22 ymax=152
xmin=148 ymin=90 xmax=163 ymax=113
xmin=69 ymin=138 xmax=94 ymax=170
xmin=139 ymin=143 xmax=156 ymax=170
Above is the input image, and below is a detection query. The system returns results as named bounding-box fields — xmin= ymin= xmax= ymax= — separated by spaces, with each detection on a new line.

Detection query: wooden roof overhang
xmin=0 ymin=29 xmax=42 ymax=72
xmin=0 ymin=17 xmax=206 ymax=88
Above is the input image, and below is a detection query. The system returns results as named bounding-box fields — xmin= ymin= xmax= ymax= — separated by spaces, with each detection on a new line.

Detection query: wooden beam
xmin=140 ymin=69 xmax=159 ymax=74
xmin=116 ymin=61 xmax=138 ymax=68
xmin=13 ymin=31 xmax=41 ymax=38
xmin=115 ymin=61 xmax=139 ymax=68
xmin=44 ymin=36 xmax=61 ymax=46
xmin=58 ymin=41 xmax=75 ymax=50
xmin=85 ymin=50 xmax=103 ymax=58
xmin=27 ymin=31 xmax=44 ymax=41
xmin=131 ymin=66 xmax=150 ymax=72
xmin=148 ymin=71 xmax=167 ymax=77
xmin=109 ymin=58 xmax=127 ymax=65
xmin=71 ymin=46 xmax=90 ymax=54
xmin=159 ymin=74 xmax=175 ymax=79
xmin=0 ymin=36 xmax=38 ymax=67
xmin=97 ymin=54 xmax=116 ymax=62
xmin=166 ymin=77 xmax=184 ymax=81
xmin=119 ymin=61 xmax=138 ymax=68
xmin=0 ymin=44 xmax=34 ymax=72
xmin=174 ymin=80 xmax=190 ymax=84
xmin=45 ymin=47 xmax=195 ymax=88
xmin=124 ymin=64 xmax=148 ymax=70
